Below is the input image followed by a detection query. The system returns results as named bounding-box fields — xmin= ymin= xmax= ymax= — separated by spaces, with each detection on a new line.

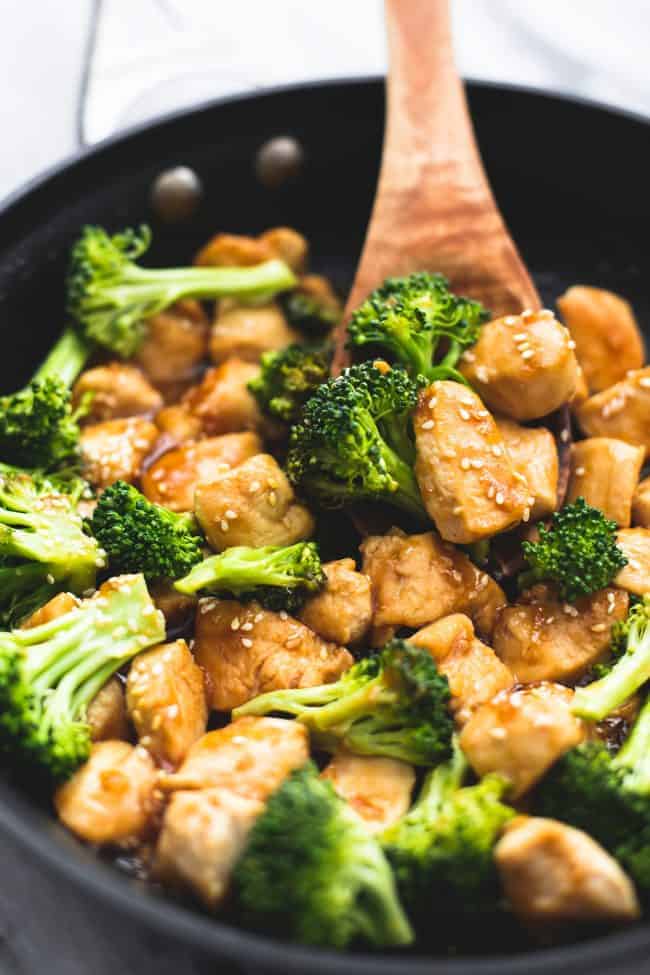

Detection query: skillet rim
xmin=1 ymin=75 xmax=650 ymax=973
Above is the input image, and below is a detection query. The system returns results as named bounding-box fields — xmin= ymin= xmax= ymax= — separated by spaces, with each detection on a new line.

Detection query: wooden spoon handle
xmin=333 ymin=0 xmax=539 ymax=374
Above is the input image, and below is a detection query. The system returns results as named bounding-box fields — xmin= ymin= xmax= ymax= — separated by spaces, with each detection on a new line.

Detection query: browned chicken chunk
xmin=259 ymin=227 xmax=308 ymax=273
xmin=459 ymin=683 xmax=585 ymax=798
xmin=496 ymin=816 xmax=640 ymax=927
xmin=616 ymin=528 xmax=650 ymax=595
xmin=72 ymin=363 xmax=162 ymax=423
xmin=149 ymin=580 xmax=197 ymax=631
xmin=557 ymin=286 xmax=644 ymax=393
xmin=54 ymin=741 xmax=158 ymax=846
xmin=566 ymin=438 xmax=645 ymax=528
xmin=460 ymin=310 xmax=580 ymax=421
xmin=141 ymin=432 xmax=262 ymax=512
xmin=633 ymin=477 xmax=650 ymax=528
xmin=22 ymin=591 xmax=79 ymax=628
xmin=193 ymin=599 xmax=353 ymax=711
xmin=80 ymin=417 xmax=159 ymax=489
xmin=360 ymin=529 xmax=507 ymax=639
xmin=411 ymin=614 xmax=513 ymax=725
xmin=136 ymin=299 xmax=209 ymax=402
xmin=195 ymin=233 xmax=275 ymax=268
xmin=180 ymin=359 xmax=267 ymax=438
xmin=321 ymin=750 xmax=415 ymax=834
xmin=414 ymin=381 xmax=530 ymax=543
xmin=495 ymin=416 xmax=559 ymax=520
xmin=154 ymin=404 xmax=203 ymax=444
xmin=194 ymin=453 xmax=314 ymax=551
xmin=153 ymin=717 xmax=308 ymax=908
xmin=298 ymin=558 xmax=373 ymax=646
xmin=493 ymin=584 xmax=628 ymax=684
xmin=209 ymin=300 xmax=299 ymax=364
xmin=127 ymin=640 xmax=207 ymax=768
xmin=87 ymin=677 xmax=129 ymax=742
xmin=576 ymin=368 xmax=650 ymax=456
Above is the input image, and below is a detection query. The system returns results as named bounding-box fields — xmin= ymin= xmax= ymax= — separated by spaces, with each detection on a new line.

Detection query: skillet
xmin=1 ymin=77 xmax=650 ymax=974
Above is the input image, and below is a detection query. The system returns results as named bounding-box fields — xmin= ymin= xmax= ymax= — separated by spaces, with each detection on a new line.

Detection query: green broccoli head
xmin=280 ymin=291 xmax=340 ymax=336
xmin=248 ymin=342 xmax=333 ymax=423
xmin=347 ymin=272 xmax=488 ymax=382
xmin=235 ymin=639 xmax=453 ymax=767
xmin=0 ymin=466 xmax=105 ymax=627
xmin=286 ymin=361 xmax=425 ymax=518
xmin=0 ymin=573 xmax=165 ymax=783
xmin=0 ymin=378 xmax=81 ymax=470
xmin=174 ymin=541 xmax=326 ymax=613
xmin=66 ymin=224 xmax=297 ymax=358
xmin=572 ymin=596 xmax=650 ymax=720
xmin=520 ymin=497 xmax=627 ymax=603
xmin=91 ymin=480 xmax=203 ymax=580
xmin=233 ymin=762 xmax=413 ymax=948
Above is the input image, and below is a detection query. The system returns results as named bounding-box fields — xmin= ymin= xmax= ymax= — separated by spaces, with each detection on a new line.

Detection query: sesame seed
xmin=460 ymin=458 xmax=471 ymax=470
xmin=242 ymin=637 xmax=253 ymax=648
xmin=421 ymin=419 xmax=434 ymax=430
xmin=575 ymin=466 xmax=585 ymax=476
xmin=560 ymin=429 xmax=570 ymax=443
xmin=461 ymin=351 xmax=475 ymax=363
xmin=167 ymin=705 xmax=179 ymax=719
xmin=567 ymin=339 xmax=576 ymax=350
xmin=452 ymin=506 xmax=463 ymax=515
xmin=152 ymin=714 xmax=162 ymax=730
xmin=504 ymin=316 xmax=518 ymax=326
xmin=495 ymin=491 xmax=505 ymax=506
xmin=220 ymin=519 xmax=229 ymax=532
xmin=280 ymin=611 xmax=288 ymax=621
xmin=254 ymin=612 xmax=264 ymax=623
xmin=249 ymin=480 xmax=261 ymax=493
xmin=521 ymin=349 xmax=534 ymax=360
xmin=152 ymin=663 xmax=163 ymax=676
xmin=487 ymin=485 xmax=496 ymax=499
xmin=268 ymin=491 xmax=277 ymax=507
xmin=471 ymin=459 xmax=484 ymax=469
xmin=523 ymin=507 xmax=530 ymax=522
xmin=231 ymin=618 xmax=241 ymax=630
xmin=513 ymin=333 xmax=527 ymax=341
xmin=459 ymin=408 xmax=470 ymax=421
xmin=591 ymin=623 xmax=607 ymax=633
xmin=225 ymin=509 xmax=237 ymax=520
xmin=428 ymin=397 xmax=437 ymax=409
xmin=241 ymin=621 xmax=254 ymax=631
xmin=490 ymin=727 xmax=506 ymax=740
xmin=491 ymin=445 xmax=503 ymax=457
xmin=640 ymin=377 xmax=650 ymax=388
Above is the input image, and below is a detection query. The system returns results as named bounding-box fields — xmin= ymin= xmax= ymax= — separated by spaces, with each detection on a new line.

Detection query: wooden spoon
xmin=332 ymin=0 xmax=540 ymax=374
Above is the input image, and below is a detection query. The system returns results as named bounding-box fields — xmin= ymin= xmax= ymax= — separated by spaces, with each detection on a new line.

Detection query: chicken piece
xmin=154 ymin=404 xmax=203 ymax=444
xmin=259 ymin=227 xmax=308 ymax=273
xmin=194 ymin=453 xmax=314 ymax=552
xmin=411 ymin=614 xmax=513 ymax=725
xmin=321 ymin=750 xmax=415 ymax=834
xmin=72 ymin=363 xmax=163 ymax=423
xmin=566 ymin=438 xmax=644 ymax=528
xmin=209 ymin=300 xmax=299 ymax=365
xmin=557 ymin=285 xmax=644 ymax=393
xmin=632 ymin=477 xmax=650 ymax=528
xmin=615 ymin=528 xmax=650 ymax=595
xmin=136 ymin=299 xmax=209 ymax=402
xmin=80 ymin=417 xmax=159 ymax=489
xmin=195 ymin=233 xmax=274 ymax=268
xmin=154 ymin=715 xmax=309 ymax=908
xmin=414 ymin=382 xmax=530 ymax=543
xmin=154 ymin=788 xmax=264 ymax=908
xmin=180 ymin=359 xmax=267 ymax=438
xmin=127 ymin=640 xmax=207 ymax=768
xmin=576 ymin=368 xmax=650 ymax=457
xmin=298 ymin=558 xmax=373 ymax=646
xmin=495 ymin=417 xmax=559 ymax=520
xmin=54 ymin=741 xmax=158 ymax=846
xmin=460 ymin=310 xmax=580 ymax=421
xmin=141 ymin=432 xmax=262 ymax=512
xmin=495 ymin=816 xmax=640 ymax=927
xmin=159 ymin=717 xmax=309 ymax=797
xmin=193 ymin=600 xmax=353 ymax=711
xmin=493 ymin=584 xmax=628 ymax=684
xmin=21 ymin=591 xmax=79 ymax=628
xmin=360 ymin=529 xmax=507 ymax=639
xmin=87 ymin=677 xmax=129 ymax=742
xmin=570 ymin=364 xmax=589 ymax=410
xmin=149 ymin=579 xmax=197 ymax=630
xmin=459 ymin=683 xmax=585 ymax=798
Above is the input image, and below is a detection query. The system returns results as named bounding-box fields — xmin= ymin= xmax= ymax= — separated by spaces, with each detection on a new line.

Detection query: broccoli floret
xmin=382 ymin=740 xmax=514 ymax=920
xmin=248 ymin=342 xmax=332 ymax=422
xmin=0 ymin=466 xmax=105 ymax=627
xmin=572 ymin=595 xmax=650 ymax=720
xmin=538 ymin=693 xmax=650 ymax=889
xmin=286 ymin=361 xmax=425 ymax=518
xmin=174 ymin=541 xmax=325 ymax=613
xmin=519 ymin=498 xmax=627 ymax=603
xmin=0 ymin=327 xmax=91 ymax=469
xmin=235 ymin=639 xmax=453 ymax=766
xmin=91 ymin=480 xmax=203 ymax=580
xmin=67 ymin=225 xmax=297 ymax=358
xmin=0 ymin=573 xmax=165 ymax=783
xmin=347 ymin=272 xmax=488 ymax=383
xmin=280 ymin=291 xmax=340 ymax=336
xmin=233 ymin=762 xmax=413 ymax=948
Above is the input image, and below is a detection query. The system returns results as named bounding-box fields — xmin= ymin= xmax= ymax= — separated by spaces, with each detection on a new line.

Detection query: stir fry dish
xmin=3 ymin=221 xmax=650 ymax=953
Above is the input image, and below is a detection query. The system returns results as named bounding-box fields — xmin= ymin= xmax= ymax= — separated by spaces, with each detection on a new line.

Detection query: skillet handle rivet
xmin=255 ymin=136 xmax=304 ymax=189
xmin=150 ymin=166 xmax=203 ymax=223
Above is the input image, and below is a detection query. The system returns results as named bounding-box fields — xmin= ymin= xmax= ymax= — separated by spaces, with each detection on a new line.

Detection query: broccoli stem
xmin=572 ymin=626 xmax=650 ymax=721
xmin=32 ymin=327 xmax=91 ymax=388
xmin=376 ymin=441 xmax=425 ymax=519
xmin=98 ymin=258 xmax=296 ymax=308
xmin=234 ymin=680 xmax=343 ymax=719
xmin=175 ymin=546 xmax=311 ymax=596
xmin=615 ymin=694 xmax=650 ymax=792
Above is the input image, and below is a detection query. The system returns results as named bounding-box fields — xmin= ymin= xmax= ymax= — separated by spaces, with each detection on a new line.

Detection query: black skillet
xmin=1 ymin=77 xmax=650 ymax=975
